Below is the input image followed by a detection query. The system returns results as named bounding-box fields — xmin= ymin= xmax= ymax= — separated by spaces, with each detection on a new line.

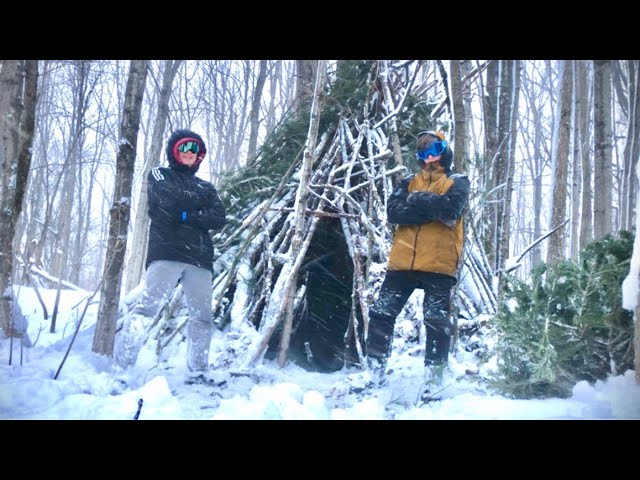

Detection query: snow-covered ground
xmin=1 ymin=286 xmax=639 ymax=420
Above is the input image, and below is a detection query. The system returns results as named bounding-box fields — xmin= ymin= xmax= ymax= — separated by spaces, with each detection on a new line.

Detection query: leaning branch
xmin=500 ymin=218 xmax=571 ymax=274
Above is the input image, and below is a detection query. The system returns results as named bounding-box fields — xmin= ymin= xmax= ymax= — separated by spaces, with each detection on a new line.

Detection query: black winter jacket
xmin=145 ymin=166 xmax=226 ymax=272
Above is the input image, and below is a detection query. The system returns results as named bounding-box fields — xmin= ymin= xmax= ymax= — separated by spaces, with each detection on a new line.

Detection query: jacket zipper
xmin=410 ymin=225 xmax=421 ymax=270
xmin=410 ymin=169 xmax=436 ymax=270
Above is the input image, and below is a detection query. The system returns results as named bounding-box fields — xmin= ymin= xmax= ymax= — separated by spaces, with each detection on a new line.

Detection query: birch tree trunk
xmin=547 ymin=60 xmax=573 ymax=265
xmin=0 ymin=60 xmax=38 ymax=338
xmin=92 ymin=60 xmax=149 ymax=356
xmin=578 ymin=61 xmax=593 ymax=250
xmin=593 ymin=60 xmax=613 ymax=240
xmin=482 ymin=60 xmax=499 ymax=268
xmin=125 ymin=60 xmax=181 ymax=294
xmin=498 ymin=60 xmax=520 ymax=278
xmin=492 ymin=60 xmax=513 ymax=273
xmin=449 ymin=60 xmax=468 ymax=173
xmin=570 ymin=61 xmax=581 ymax=258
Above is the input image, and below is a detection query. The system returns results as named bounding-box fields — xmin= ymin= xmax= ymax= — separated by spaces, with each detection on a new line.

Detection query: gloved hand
xmin=182 ymin=189 xmax=198 ymax=202
xmin=400 ymin=177 xmax=412 ymax=190
xmin=392 ymin=178 xmax=411 ymax=198
xmin=406 ymin=191 xmax=436 ymax=205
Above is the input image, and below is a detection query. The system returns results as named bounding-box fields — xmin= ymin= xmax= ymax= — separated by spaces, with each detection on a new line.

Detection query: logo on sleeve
xmin=151 ymin=167 xmax=165 ymax=181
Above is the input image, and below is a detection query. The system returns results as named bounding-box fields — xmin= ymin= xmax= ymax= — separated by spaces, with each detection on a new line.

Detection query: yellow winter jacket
xmin=387 ymin=165 xmax=468 ymax=277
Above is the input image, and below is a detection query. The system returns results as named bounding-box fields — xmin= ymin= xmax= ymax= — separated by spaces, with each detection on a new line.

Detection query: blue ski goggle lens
xmin=417 ymin=140 xmax=447 ymax=160
xmin=177 ymin=141 xmax=200 ymax=154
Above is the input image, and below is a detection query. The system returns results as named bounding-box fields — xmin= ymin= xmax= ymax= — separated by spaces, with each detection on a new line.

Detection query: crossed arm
xmin=387 ymin=174 xmax=470 ymax=226
xmin=148 ymin=172 xmax=226 ymax=231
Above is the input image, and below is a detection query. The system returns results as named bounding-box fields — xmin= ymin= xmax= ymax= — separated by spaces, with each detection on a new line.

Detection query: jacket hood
xmin=437 ymin=147 xmax=453 ymax=173
xmin=166 ymin=129 xmax=207 ymax=173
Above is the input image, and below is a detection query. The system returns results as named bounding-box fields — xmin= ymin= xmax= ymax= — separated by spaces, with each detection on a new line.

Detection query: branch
xmin=272 ymin=207 xmax=359 ymax=219
xmin=28 ymin=265 xmax=85 ymax=292
xmin=500 ymin=218 xmax=570 ymax=274
xmin=373 ymin=60 xmax=423 ymax=129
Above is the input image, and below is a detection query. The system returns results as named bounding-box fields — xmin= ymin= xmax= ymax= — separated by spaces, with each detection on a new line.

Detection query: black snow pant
xmin=366 ymin=270 xmax=457 ymax=367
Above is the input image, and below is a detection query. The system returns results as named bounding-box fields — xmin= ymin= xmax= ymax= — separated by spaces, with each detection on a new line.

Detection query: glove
xmin=406 ymin=191 xmax=436 ymax=205
xmin=183 ymin=190 xmax=198 ymax=201
xmin=400 ymin=177 xmax=412 ymax=190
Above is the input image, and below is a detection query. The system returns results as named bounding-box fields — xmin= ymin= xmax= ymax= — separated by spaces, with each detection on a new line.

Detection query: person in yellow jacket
xmin=366 ymin=130 xmax=470 ymax=386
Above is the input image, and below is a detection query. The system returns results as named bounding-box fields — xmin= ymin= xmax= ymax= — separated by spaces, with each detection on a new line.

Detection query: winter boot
xmin=114 ymin=313 xmax=150 ymax=369
xmin=424 ymin=361 xmax=446 ymax=385
xmin=184 ymin=369 xmax=227 ymax=387
xmin=424 ymin=328 xmax=451 ymax=366
xmin=420 ymin=361 xmax=447 ymax=403
xmin=345 ymin=356 xmax=387 ymax=393
xmin=186 ymin=319 xmax=214 ymax=372
xmin=367 ymin=356 xmax=388 ymax=387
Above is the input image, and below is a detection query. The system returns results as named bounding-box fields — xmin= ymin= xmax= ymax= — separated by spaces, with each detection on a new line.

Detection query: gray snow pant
xmin=114 ymin=260 xmax=213 ymax=371
xmin=366 ymin=270 xmax=456 ymax=367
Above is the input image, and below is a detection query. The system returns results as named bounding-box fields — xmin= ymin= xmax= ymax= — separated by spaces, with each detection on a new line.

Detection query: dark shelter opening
xmin=265 ymin=217 xmax=362 ymax=372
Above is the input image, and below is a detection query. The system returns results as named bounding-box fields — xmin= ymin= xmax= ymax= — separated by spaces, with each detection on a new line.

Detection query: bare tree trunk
xmin=265 ymin=61 xmax=282 ymax=137
xmin=531 ymin=98 xmax=544 ymax=271
xmin=630 ymin=133 xmax=640 ymax=385
xmin=621 ymin=61 xmax=640 ymax=231
xmin=461 ymin=61 xmax=478 ymax=154
xmin=50 ymin=61 xmax=97 ymax=284
xmin=246 ymin=60 xmax=268 ymax=166
xmin=198 ymin=60 xmax=251 ymax=180
xmin=519 ymin=63 xmax=545 ymax=270
xmin=635 ymin=303 xmax=640 ymax=384
xmin=92 ymin=60 xmax=149 ymax=356
xmin=578 ymin=61 xmax=593 ymax=250
xmin=282 ymin=61 xmax=297 ymax=113
xmin=547 ymin=61 xmax=573 ymax=265
xmin=231 ymin=61 xmax=252 ymax=169
xmin=74 ymin=128 xmax=105 ymax=288
xmin=125 ymin=60 xmax=181 ymax=294
xmin=612 ymin=60 xmax=629 ymax=119
xmin=449 ymin=60 xmax=468 ymax=173
xmin=493 ymin=60 xmax=513 ymax=273
xmin=28 ymin=62 xmax=68 ymax=277
xmin=499 ymin=60 xmax=520 ymax=280
xmin=570 ymin=62 xmax=581 ymax=258
xmin=278 ymin=60 xmax=327 ymax=368
xmin=593 ymin=60 xmax=613 ymax=240
xmin=0 ymin=60 xmax=38 ymax=339
xmin=294 ymin=60 xmax=317 ymax=114
xmin=482 ymin=60 xmax=499 ymax=268
xmin=17 ymin=61 xmax=54 ymax=276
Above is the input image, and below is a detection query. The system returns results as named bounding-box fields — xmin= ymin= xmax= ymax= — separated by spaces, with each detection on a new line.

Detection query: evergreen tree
xmin=494 ymin=231 xmax=635 ymax=398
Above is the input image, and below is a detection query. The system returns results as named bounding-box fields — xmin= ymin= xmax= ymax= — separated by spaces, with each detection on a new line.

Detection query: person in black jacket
xmin=114 ymin=129 xmax=226 ymax=376
xmin=365 ymin=130 xmax=469 ymax=388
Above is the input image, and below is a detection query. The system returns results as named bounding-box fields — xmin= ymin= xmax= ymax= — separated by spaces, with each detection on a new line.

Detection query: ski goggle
xmin=417 ymin=140 xmax=447 ymax=160
xmin=177 ymin=140 xmax=200 ymax=154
